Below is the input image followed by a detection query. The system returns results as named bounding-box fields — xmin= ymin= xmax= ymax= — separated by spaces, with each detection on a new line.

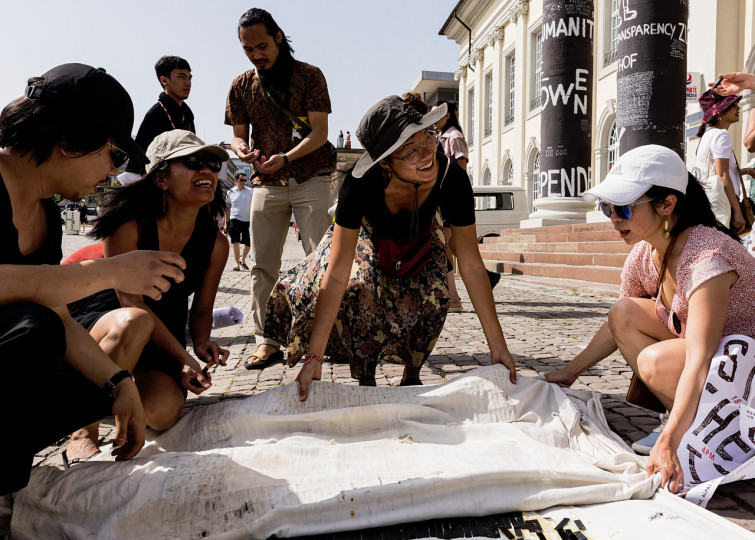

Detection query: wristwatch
xmin=104 ymin=370 xmax=135 ymax=398
xmin=278 ymin=152 xmax=290 ymax=167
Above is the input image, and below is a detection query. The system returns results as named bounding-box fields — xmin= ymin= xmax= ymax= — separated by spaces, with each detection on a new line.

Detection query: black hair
xmin=646 ymin=172 xmax=740 ymax=241
xmin=154 ymin=56 xmax=191 ymax=85
xmin=0 ymin=78 xmax=111 ymax=165
xmin=437 ymin=101 xmax=463 ymax=135
xmin=238 ymin=8 xmax=294 ymax=59
xmin=90 ymin=158 xmax=226 ymax=240
xmin=234 ymin=171 xmax=246 ymax=180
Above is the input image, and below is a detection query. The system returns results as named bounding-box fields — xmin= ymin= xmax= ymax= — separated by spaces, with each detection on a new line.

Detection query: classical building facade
xmin=440 ymin=0 xmax=755 ymax=219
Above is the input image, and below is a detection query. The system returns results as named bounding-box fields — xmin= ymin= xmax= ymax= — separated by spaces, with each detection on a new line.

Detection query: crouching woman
xmin=546 ymin=144 xmax=755 ymax=494
xmin=264 ymin=96 xmax=517 ymax=399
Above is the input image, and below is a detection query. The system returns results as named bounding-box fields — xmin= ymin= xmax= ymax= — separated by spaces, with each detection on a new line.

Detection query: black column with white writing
xmin=616 ymin=0 xmax=688 ymax=158
xmin=539 ymin=0 xmax=594 ymax=199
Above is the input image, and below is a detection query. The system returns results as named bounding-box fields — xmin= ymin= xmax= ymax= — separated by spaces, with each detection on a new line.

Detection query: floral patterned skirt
xmin=264 ymin=216 xmax=450 ymax=382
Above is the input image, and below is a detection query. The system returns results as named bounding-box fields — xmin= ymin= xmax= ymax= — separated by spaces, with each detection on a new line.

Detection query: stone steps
xmin=479 ymin=222 xmax=630 ymax=286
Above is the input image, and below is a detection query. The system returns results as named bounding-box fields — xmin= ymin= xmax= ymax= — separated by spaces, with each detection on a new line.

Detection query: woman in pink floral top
xmin=545 ymin=145 xmax=753 ymax=495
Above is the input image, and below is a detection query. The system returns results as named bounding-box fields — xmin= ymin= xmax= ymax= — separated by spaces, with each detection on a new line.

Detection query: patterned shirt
xmin=620 ymin=225 xmax=755 ymax=338
xmin=225 ymin=60 xmax=335 ymax=186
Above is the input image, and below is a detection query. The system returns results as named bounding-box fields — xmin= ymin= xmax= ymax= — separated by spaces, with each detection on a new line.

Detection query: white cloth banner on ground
xmin=680 ymin=335 xmax=755 ymax=507
xmin=6 ymin=365 xmax=734 ymax=539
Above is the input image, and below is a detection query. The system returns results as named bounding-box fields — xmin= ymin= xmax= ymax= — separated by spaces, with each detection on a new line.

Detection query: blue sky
xmin=0 ymin=0 xmax=461 ymax=149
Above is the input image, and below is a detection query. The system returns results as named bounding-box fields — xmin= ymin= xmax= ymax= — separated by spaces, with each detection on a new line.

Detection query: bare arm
xmin=0 ymin=251 xmax=185 ymax=309
xmin=258 ymin=111 xmax=330 ymax=174
xmin=452 ymin=223 xmax=516 ymax=382
xmin=189 ymin=233 xmax=230 ymax=367
xmin=545 ymin=319 xmax=619 ymax=386
xmin=297 ymin=224 xmax=359 ymax=400
xmin=646 ymin=271 xmax=736 ymax=493
xmin=715 ymin=157 xmax=745 ymax=232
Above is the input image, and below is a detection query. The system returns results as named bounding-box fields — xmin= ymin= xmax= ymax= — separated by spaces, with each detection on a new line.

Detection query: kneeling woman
xmin=264 ymin=96 xmax=516 ymax=400
xmin=546 ymin=145 xmax=755 ymax=494
xmin=66 ymin=130 xmax=230 ymax=462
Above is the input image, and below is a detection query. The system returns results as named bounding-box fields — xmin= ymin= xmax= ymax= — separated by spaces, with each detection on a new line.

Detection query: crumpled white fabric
xmin=12 ymin=365 xmax=662 ymax=539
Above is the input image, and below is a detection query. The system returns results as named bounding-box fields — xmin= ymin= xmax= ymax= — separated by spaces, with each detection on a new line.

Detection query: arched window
xmin=532 ymin=152 xmax=540 ymax=207
xmin=607 ymin=121 xmax=619 ymax=171
xmin=501 ymin=160 xmax=515 ymax=186
xmin=482 ymin=167 xmax=492 ymax=186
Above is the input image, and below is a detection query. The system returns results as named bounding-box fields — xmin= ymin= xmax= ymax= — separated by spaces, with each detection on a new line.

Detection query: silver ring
xmin=677 ymin=483 xmax=684 ymax=489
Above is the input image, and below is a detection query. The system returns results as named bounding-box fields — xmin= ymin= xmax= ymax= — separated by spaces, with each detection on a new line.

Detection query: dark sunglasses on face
xmin=598 ymin=198 xmax=657 ymax=220
xmin=108 ymin=143 xmax=129 ymax=168
xmin=182 ymin=155 xmax=222 ymax=173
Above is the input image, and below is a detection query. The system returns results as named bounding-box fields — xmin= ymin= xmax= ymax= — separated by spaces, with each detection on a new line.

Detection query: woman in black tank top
xmin=65 ymin=130 xmax=230 ymax=462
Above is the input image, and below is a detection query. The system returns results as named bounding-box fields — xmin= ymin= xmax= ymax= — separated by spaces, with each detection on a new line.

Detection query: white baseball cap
xmin=583 ymin=144 xmax=688 ymax=205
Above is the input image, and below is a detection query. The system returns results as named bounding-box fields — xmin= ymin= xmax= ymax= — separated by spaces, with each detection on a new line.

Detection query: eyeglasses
xmin=108 ymin=143 xmax=130 ymax=168
xmin=598 ymin=198 xmax=657 ymax=220
xmin=396 ymin=132 xmax=437 ymax=165
xmin=182 ymin=155 xmax=222 ymax=173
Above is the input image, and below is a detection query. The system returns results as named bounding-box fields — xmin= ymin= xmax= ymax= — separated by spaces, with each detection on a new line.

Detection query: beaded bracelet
xmin=302 ymin=354 xmax=323 ymax=366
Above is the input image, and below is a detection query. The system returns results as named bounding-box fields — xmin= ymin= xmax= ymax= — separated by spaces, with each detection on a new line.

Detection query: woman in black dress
xmin=66 ymin=130 xmax=230 ymax=462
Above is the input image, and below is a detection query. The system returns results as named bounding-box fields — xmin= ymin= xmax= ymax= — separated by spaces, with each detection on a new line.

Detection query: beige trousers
xmin=250 ymin=176 xmax=332 ymax=346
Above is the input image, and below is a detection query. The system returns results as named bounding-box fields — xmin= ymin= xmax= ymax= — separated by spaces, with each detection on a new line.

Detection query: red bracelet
xmin=302 ymin=354 xmax=323 ymax=366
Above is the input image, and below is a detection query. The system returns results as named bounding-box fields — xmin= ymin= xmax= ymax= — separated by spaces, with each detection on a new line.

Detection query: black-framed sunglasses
xmin=598 ymin=198 xmax=657 ymax=220
xmin=108 ymin=143 xmax=129 ymax=169
xmin=182 ymin=155 xmax=222 ymax=173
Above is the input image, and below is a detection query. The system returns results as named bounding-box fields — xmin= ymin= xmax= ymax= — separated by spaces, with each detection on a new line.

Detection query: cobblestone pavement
xmin=32 ymin=226 xmax=755 ymax=533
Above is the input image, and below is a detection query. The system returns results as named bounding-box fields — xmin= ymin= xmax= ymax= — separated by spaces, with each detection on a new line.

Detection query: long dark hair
xmin=238 ymin=8 xmax=294 ymax=60
xmin=90 ymin=160 xmax=226 ymax=240
xmin=438 ymin=101 xmax=463 ymax=136
xmin=646 ymin=172 xmax=739 ymax=241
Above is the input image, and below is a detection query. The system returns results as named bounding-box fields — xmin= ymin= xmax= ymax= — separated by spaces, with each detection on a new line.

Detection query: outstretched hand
xmin=194 ymin=340 xmax=229 ymax=368
xmin=646 ymin=437 xmax=685 ymax=495
xmin=296 ymin=357 xmax=322 ymax=401
xmin=491 ymin=347 xmax=517 ymax=384
xmin=110 ymin=250 xmax=186 ymax=301
xmin=711 ymin=72 xmax=755 ymax=95
xmin=545 ymin=368 xmax=578 ymax=387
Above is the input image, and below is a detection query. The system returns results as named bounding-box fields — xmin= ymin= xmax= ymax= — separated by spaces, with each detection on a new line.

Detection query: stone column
xmin=522 ymin=0 xmax=595 ymax=228
xmin=615 ymin=0 xmax=689 ymax=157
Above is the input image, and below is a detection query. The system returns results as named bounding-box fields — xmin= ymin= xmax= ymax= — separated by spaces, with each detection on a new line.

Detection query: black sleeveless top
xmin=0 ymin=172 xmax=63 ymax=266
xmin=70 ymin=214 xmax=217 ymax=347
xmin=137 ymin=215 xmax=217 ymax=347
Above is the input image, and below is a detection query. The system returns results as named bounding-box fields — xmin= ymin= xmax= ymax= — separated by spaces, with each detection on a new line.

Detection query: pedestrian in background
xmin=224 ymin=171 xmax=253 ymax=271
xmin=120 ymin=56 xmax=195 ymax=185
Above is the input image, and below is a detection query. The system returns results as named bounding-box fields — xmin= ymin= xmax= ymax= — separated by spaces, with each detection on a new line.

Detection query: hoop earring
xmin=382 ymin=168 xmax=392 ymax=188
xmin=663 ymin=217 xmax=670 ymax=239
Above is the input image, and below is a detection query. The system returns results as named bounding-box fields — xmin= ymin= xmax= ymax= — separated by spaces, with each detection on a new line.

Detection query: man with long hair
xmin=225 ymin=7 xmax=335 ymax=369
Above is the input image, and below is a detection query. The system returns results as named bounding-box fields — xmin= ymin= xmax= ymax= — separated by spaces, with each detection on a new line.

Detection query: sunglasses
xmin=182 ymin=155 xmax=222 ymax=173
xmin=598 ymin=198 xmax=657 ymax=220
xmin=108 ymin=143 xmax=129 ymax=169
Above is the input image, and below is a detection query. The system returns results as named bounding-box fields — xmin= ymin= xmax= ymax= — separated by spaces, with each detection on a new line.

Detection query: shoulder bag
xmin=257 ymin=78 xmax=337 ymax=162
